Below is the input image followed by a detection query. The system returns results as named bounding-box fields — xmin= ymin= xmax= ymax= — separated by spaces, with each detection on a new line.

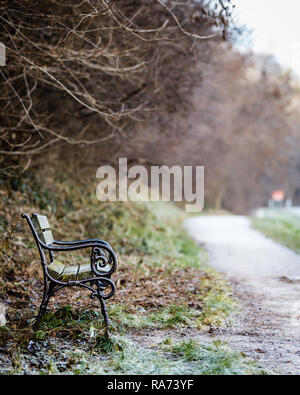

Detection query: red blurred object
xmin=272 ymin=190 xmax=285 ymax=202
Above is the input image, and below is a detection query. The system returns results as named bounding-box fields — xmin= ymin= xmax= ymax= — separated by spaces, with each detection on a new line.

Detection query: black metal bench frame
xmin=22 ymin=213 xmax=117 ymax=336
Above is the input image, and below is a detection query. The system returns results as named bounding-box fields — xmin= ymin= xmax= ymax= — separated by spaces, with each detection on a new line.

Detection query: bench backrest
xmin=32 ymin=214 xmax=54 ymax=245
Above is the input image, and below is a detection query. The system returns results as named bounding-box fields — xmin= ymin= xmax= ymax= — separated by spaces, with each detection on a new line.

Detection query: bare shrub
xmin=0 ymin=0 xmax=233 ymax=173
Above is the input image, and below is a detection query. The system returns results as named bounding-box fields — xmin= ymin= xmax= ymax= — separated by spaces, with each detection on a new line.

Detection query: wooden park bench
xmin=22 ymin=213 xmax=117 ymax=336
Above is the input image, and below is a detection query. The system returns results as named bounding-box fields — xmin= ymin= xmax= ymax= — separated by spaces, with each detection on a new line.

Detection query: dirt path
xmin=184 ymin=215 xmax=300 ymax=375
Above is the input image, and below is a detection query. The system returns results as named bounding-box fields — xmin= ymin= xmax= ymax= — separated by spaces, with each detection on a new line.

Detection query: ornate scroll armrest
xmin=90 ymin=246 xmax=117 ymax=277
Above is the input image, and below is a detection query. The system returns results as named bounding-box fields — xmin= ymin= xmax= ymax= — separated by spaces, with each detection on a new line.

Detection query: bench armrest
xmin=42 ymin=241 xmax=117 ymax=276
xmin=21 ymin=212 xmax=117 ymax=277
xmin=53 ymin=239 xmax=111 ymax=249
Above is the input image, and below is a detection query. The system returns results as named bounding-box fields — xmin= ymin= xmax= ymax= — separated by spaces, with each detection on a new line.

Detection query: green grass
xmin=1 ymin=335 xmax=270 ymax=375
xmin=78 ymin=200 xmax=206 ymax=265
xmin=109 ymin=303 xmax=230 ymax=330
xmin=252 ymin=212 xmax=300 ymax=253
xmin=103 ymin=337 xmax=269 ymax=375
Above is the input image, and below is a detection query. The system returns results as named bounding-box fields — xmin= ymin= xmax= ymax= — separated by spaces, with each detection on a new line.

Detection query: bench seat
xmin=48 ymin=260 xmax=110 ymax=281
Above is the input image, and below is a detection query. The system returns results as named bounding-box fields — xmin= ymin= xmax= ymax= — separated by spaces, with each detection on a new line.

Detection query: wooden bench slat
xmin=48 ymin=261 xmax=65 ymax=277
xmin=47 ymin=261 xmax=111 ymax=281
xmin=32 ymin=214 xmax=51 ymax=231
xmin=39 ymin=230 xmax=54 ymax=245
xmin=62 ymin=265 xmax=79 ymax=281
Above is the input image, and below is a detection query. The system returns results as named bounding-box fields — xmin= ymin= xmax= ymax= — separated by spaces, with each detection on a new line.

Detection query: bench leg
xmin=33 ymin=281 xmax=53 ymax=329
xmin=96 ymin=282 xmax=110 ymax=337
xmin=99 ymin=296 xmax=110 ymax=337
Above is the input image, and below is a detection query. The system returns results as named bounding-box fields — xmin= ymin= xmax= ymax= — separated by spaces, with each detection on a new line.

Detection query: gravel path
xmin=184 ymin=215 xmax=300 ymax=375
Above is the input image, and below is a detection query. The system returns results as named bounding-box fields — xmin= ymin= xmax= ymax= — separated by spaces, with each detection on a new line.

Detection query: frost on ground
xmin=0 ymin=303 xmax=6 ymax=327
xmin=185 ymin=215 xmax=300 ymax=375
